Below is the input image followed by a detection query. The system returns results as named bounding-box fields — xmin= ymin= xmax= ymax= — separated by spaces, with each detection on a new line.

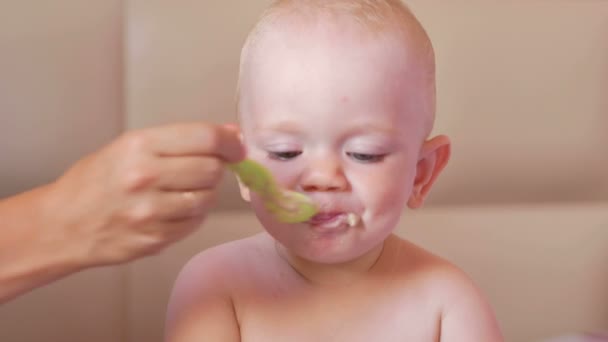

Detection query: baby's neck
xmin=275 ymin=235 xmax=396 ymax=287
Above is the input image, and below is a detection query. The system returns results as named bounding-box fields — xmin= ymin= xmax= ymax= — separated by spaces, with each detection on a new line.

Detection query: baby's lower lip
xmin=307 ymin=213 xmax=353 ymax=232
xmin=309 ymin=213 xmax=343 ymax=224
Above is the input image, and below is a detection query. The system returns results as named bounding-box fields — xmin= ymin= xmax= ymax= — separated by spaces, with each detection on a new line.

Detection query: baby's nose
xmin=300 ymin=159 xmax=349 ymax=192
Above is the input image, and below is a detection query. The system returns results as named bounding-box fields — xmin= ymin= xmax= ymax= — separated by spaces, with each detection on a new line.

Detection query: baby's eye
xmin=347 ymin=152 xmax=386 ymax=163
xmin=268 ymin=151 xmax=302 ymax=161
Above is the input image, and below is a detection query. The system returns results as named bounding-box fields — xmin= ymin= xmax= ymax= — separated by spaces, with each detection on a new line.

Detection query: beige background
xmin=0 ymin=0 xmax=124 ymax=199
xmin=127 ymin=0 xmax=608 ymax=210
xmin=1 ymin=1 xmax=607 ymax=341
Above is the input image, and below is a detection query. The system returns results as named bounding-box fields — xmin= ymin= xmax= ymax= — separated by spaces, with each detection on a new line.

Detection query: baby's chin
xmin=295 ymin=248 xmax=362 ymax=265
xmin=280 ymin=233 xmax=385 ymax=266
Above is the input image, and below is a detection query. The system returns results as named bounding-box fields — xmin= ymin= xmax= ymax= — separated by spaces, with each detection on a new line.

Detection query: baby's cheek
xmin=265 ymin=161 xmax=303 ymax=187
xmin=245 ymin=148 xmax=293 ymax=185
xmin=369 ymin=177 xmax=412 ymax=215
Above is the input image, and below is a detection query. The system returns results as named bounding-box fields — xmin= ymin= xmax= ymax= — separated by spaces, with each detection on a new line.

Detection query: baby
xmin=165 ymin=1 xmax=503 ymax=341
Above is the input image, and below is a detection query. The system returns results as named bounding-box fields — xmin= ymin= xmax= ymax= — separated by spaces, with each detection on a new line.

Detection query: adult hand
xmin=44 ymin=122 xmax=245 ymax=267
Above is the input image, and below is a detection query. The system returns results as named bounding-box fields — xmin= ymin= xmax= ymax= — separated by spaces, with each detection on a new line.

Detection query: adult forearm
xmin=0 ymin=123 xmax=244 ymax=304
xmin=0 ymin=185 xmax=84 ymax=304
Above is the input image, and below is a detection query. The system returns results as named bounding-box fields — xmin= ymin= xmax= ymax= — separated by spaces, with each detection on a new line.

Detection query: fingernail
xmin=222 ymin=123 xmax=239 ymax=133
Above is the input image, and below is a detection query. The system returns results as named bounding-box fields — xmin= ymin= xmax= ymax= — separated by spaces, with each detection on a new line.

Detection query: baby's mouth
xmin=308 ymin=212 xmax=360 ymax=228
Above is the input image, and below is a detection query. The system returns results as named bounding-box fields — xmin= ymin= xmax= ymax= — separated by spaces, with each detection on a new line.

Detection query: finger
xmin=144 ymin=122 xmax=246 ymax=162
xmin=222 ymin=123 xmax=240 ymax=133
xmin=157 ymin=190 xmax=217 ymax=221
xmin=129 ymin=190 xmax=216 ymax=224
xmin=162 ymin=215 xmax=207 ymax=243
xmin=154 ymin=156 xmax=224 ymax=191
xmin=136 ymin=216 xmax=206 ymax=257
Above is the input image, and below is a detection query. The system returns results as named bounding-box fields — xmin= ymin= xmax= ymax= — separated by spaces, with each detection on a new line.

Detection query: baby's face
xmin=238 ymin=19 xmax=432 ymax=263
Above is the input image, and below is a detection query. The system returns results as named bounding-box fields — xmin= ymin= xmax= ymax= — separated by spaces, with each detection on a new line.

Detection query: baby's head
xmin=235 ymin=0 xmax=450 ymax=264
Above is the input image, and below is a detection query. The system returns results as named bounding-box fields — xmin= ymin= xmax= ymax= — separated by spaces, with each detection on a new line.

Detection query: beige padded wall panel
xmin=0 ymin=1 xmax=126 ymax=341
xmin=0 ymin=0 xmax=124 ymax=198
xmin=0 ymin=267 xmax=127 ymax=342
xmin=406 ymin=0 xmax=608 ymax=206
xmin=127 ymin=0 xmax=608 ymax=210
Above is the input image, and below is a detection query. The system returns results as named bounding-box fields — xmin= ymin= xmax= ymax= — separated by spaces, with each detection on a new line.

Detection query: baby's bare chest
xmin=235 ymin=285 xmax=441 ymax=342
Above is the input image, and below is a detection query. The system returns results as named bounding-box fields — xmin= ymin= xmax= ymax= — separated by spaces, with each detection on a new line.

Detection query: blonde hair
xmin=236 ymin=0 xmax=436 ymax=137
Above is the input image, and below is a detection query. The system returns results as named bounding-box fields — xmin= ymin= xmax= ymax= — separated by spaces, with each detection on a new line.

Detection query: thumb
xmin=220 ymin=123 xmax=247 ymax=160
xmin=222 ymin=123 xmax=240 ymax=133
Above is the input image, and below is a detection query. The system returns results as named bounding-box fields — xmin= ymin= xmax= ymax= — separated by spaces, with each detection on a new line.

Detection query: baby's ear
xmin=407 ymin=135 xmax=451 ymax=209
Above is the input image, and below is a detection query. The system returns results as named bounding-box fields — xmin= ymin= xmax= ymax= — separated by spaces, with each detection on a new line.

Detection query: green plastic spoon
xmin=228 ymin=159 xmax=318 ymax=223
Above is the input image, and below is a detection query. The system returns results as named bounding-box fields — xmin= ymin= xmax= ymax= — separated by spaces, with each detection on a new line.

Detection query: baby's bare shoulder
xmin=165 ymin=234 xmax=271 ymax=330
xmin=389 ymin=237 xmax=485 ymax=302
xmin=165 ymin=235 xmax=270 ymax=341
xmin=389 ymin=237 xmax=503 ymax=341
xmin=172 ymin=233 xmax=271 ymax=290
